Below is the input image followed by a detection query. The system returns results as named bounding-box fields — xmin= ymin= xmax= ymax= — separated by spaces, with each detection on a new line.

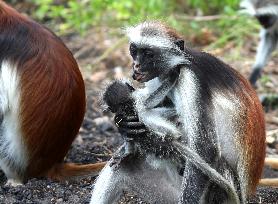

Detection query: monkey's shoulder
xmin=184 ymin=49 xmax=246 ymax=92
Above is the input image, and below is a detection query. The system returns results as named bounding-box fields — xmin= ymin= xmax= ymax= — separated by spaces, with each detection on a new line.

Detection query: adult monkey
xmin=240 ymin=0 xmax=278 ymax=85
xmin=121 ymin=21 xmax=265 ymax=204
xmin=0 ymin=1 xmax=105 ymax=184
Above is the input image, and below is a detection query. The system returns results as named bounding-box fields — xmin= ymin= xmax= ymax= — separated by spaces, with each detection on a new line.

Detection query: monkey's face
xmin=129 ymin=43 xmax=176 ymax=83
xmin=130 ymin=43 xmax=160 ymax=82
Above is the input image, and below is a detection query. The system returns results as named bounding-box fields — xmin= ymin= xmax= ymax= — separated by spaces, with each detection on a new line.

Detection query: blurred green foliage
xmin=30 ymin=0 xmax=174 ymax=33
xmin=187 ymin=0 xmax=240 ymax=14
xmin=28 ymin=0 xmax=259 ymax=50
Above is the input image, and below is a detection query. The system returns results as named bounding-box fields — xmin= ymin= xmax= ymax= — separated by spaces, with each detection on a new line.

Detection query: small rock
xmin=93 ymin=116 xmax=114 ymax=132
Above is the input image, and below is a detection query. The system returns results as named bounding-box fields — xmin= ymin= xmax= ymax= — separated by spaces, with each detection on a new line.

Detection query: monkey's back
xmin=183 ymin=48 xmax=266 ymax=195
xmin=0 ymin=2 xmax=85 ymax=180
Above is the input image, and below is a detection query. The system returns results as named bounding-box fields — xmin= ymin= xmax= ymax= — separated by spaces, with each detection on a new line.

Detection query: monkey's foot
xmin=5 ymin=179 xmax=23 ymax=187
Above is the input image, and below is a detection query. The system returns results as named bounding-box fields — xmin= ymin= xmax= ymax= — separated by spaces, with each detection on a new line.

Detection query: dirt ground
xmin=0 ymin=28 xmax=278 ymax=204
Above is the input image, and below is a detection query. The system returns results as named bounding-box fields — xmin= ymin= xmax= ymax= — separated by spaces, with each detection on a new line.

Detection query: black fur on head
xmin=175 ymin=39 xmax=184 ymax=51
xmin=256 ymin=14 xmax=277 ymax=28
xmin=103 ymin=81 xmax=134 ymax=113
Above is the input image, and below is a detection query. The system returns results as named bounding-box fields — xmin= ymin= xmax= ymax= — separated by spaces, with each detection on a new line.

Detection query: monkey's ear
xmin=175 ymin=39 xmax=184 ymax=51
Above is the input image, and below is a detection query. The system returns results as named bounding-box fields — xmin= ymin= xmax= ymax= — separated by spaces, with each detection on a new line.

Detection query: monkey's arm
xmin=144 ymin=74 xmax=177 ymax=109
xmin=176 ymin=69 xmax=223 ymax=204
xmin=249 ymin=26 xmax=278 ymax=85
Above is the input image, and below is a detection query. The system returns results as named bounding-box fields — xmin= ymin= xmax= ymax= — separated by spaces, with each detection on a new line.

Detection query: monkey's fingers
xmin=114 ymin=115 xmax=140 ymax=127
xmin=119 ymin=128 xmax=147 ymax=135
xmin=120 ymin=121 xmax=146 ymax=128
xmin=124 ymin=115 xmax=140 ymax=122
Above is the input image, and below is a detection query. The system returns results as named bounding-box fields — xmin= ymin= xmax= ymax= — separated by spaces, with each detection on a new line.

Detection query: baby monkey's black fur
xmin=103 ymin=81 xmax=185 ymax=167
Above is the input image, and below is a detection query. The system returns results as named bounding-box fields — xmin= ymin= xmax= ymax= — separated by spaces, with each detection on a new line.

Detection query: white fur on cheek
xmin=0 ymin=61 xmax=28 ymax=180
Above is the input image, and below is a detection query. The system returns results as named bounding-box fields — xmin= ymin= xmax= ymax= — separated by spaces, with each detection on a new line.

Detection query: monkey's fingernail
xmin=115 ymin=118 xmax=123 ymax=127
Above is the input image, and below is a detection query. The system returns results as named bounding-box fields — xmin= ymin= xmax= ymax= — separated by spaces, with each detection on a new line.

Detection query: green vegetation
xmin=186 ymin=0 xmax=240 ymax=14
xmin=28 ymin=0 xmax=259 ymax=50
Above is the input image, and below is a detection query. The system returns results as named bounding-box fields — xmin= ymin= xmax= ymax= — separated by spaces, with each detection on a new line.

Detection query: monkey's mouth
xmin=132 ymin=71 xmax=146 ymax=82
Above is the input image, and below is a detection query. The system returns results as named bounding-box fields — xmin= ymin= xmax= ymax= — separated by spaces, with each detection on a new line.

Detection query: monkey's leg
xmin=202 ymin=158 xmax=241 ymax=204
xmin=249 ymin=28 xmax=277 ymax=85
xmin=179 ymin=141 xmax=218 ymax=204
xmin=91 ymin=156 xmax=182 ymax=204
xmin=90 ymin=163 xmax=125 ymax=204
xmin=173 ymin=142 xmax=239 ymax=204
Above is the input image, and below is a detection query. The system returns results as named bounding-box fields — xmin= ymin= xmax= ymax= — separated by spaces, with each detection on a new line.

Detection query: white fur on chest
xmin=0 ymin=61 xmax=27 ymax=179
xmin=132 ymin=78 xmax=162 ymax=99
xmin=132 ymin=78 xmax=180 ymax=137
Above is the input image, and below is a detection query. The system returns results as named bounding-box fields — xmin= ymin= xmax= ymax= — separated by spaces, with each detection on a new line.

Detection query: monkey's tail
xmin=259 ymin=157 xmax=278 ymax=187
xmin=173 ymin=141 xmax=240 ymax=204
xmin=45 ymin=162 xmax=106 ymax=181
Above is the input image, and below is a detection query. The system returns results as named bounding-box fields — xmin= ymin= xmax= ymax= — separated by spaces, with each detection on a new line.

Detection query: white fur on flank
xmin=212 ymin=93 xmax=239 ymax=168
xmin=0 ymin=61 xmax=27 ymax=181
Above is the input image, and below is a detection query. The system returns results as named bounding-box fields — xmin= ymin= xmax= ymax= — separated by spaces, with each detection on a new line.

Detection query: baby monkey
xmin=103 ymin=80 xmax=183 ymax=165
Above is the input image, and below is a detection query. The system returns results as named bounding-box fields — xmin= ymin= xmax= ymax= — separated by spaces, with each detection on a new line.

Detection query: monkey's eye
xmin=129 ymin=43 xmax=137 ymax=57
xmin=144 ymin=49 xmax=154 ymax=58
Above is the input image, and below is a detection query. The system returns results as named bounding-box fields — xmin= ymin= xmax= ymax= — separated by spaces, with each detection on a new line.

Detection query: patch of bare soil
xmin=0 ymin=29 xmax=277 ymax=204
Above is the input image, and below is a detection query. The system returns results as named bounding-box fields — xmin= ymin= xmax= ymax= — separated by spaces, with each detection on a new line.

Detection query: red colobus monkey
xmin=0 ymin=1 xmax=105 ymax=184
xmin=126 ymin=22 xmax=265 ymax=204
xmin=240 ymin=0 xmax=278 ymax=85
xmin=91 ymin=21 xmax=266 ymax=204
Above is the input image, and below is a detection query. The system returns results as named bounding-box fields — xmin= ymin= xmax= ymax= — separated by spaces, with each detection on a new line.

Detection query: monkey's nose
xmin=134 ymin=63 xmax=140 ymax=69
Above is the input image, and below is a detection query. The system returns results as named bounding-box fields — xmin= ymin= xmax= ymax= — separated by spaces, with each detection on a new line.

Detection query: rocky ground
xmin=0 ymin=26 xmax=278 ymax=203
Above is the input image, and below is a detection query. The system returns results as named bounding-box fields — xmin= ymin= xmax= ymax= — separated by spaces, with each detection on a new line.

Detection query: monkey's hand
xmin=114 ymin=114 xmax=147 ymax=137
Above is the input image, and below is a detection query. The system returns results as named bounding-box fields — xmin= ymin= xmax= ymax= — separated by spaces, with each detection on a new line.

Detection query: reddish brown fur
xmin=160 ymin=21 xmax=266 ymax=194
xmin=145 ymin=21 xmax=266 ymax=196
xmin=233 ymin=70 xmax=266 ymax=194
xmin=0 ymin=1 xmax=105 ymax=181
xmin=46 ymin=162 xmax=106 ymax=181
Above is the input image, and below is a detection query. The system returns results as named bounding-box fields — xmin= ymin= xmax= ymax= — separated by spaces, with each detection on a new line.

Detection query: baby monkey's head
xmin=103 ymin=81 xmax=134 ymax=113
